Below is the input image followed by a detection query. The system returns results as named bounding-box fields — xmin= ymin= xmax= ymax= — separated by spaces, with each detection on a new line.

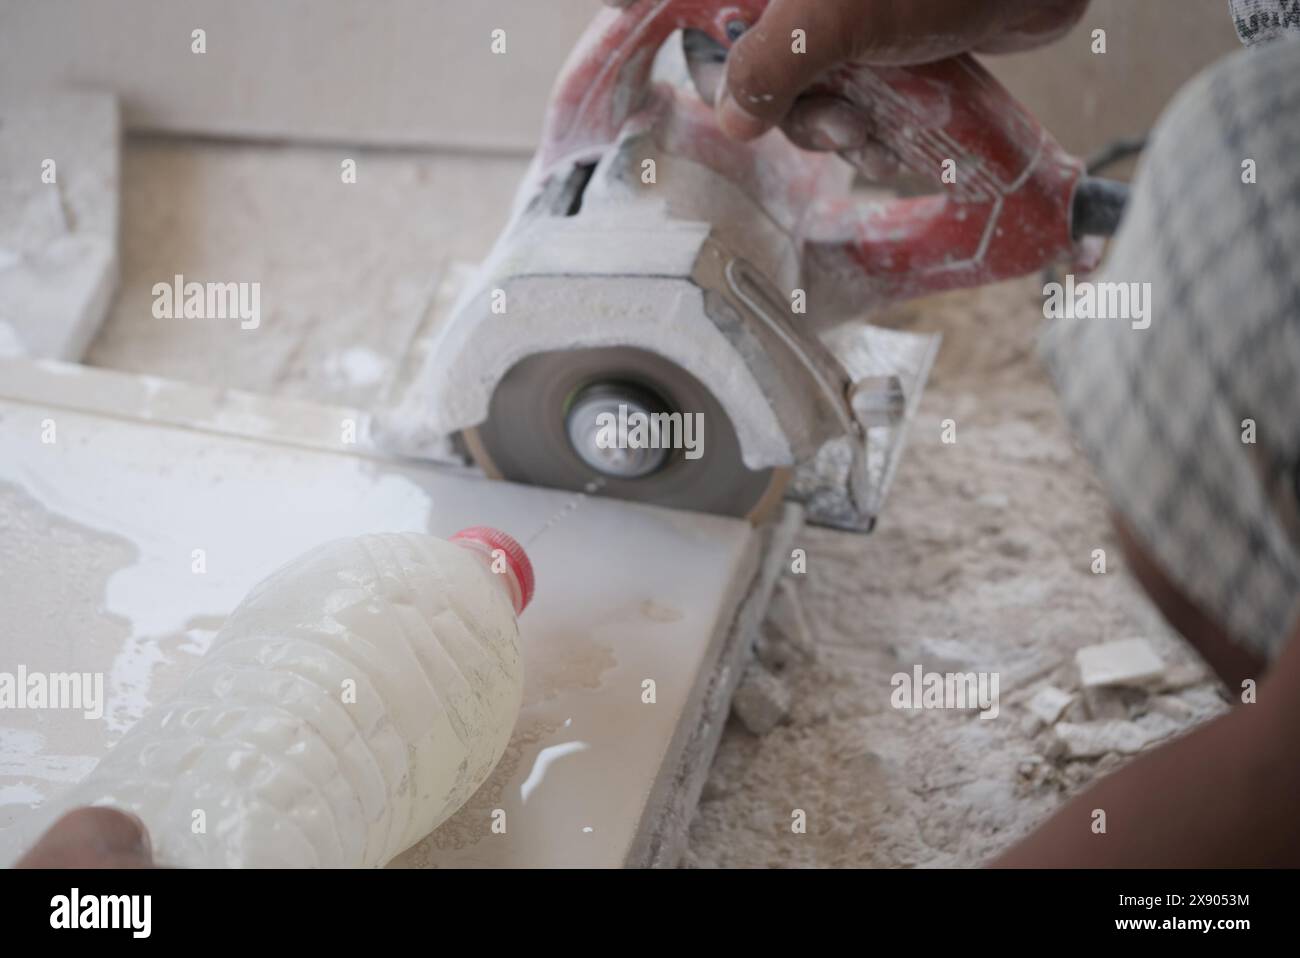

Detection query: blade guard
xmin=540 ymin=0 xmax=1097 ymax=305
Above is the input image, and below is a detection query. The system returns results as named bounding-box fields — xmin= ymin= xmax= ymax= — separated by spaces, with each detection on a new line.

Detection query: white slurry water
xmin=44 ymin=529 xmax=533 ymax=867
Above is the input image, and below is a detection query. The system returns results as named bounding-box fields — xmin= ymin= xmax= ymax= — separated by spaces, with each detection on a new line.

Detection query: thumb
xmin=16 ymin=807 xmax=155 ymax=868
xmin=714 ymin=0 xmax=1053 ymax=142
xmin=717 ymin=0 xmax=859 ymax=141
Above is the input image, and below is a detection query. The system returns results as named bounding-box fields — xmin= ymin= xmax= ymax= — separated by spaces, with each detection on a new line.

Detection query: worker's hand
xmin=15 ymin=807 xmax=155 ymax=868
xmin=601 ymin=0 xmax=1087 ymax=151
xmin=709 ymin=0 xmax=1090 ymax=148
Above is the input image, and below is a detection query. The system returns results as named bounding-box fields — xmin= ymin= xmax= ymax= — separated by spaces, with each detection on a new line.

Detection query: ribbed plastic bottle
xmin=49 ymin=527 xmax=533 ymax=867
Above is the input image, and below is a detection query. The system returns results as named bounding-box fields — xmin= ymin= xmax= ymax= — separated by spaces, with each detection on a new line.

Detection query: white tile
xmin=0 ymin=360 xmax=760 ymax=867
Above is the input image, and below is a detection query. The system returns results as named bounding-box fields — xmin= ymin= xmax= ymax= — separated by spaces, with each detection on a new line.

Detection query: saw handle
xmin=540 ymin=0 xmax=1098 ymax=302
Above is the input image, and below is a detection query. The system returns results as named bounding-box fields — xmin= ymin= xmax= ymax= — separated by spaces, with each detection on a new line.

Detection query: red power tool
xmin=381 ymin=0 xmax=1124 ymax=531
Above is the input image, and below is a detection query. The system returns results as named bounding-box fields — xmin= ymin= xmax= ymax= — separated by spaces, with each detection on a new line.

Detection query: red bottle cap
xmin=450 ymin=527 xmax=535 ymax=615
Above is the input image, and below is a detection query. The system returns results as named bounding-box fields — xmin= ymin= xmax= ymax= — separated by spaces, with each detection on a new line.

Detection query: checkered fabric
xmin=1231 ymin=0 xmax=1300 ymax=46
xmin=1041 ymin=35 xmax=1300 ymax=661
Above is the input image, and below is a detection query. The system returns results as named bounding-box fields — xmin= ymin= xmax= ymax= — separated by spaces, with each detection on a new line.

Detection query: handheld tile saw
xmin=378 ymin=0 xmax=1125 ymax=531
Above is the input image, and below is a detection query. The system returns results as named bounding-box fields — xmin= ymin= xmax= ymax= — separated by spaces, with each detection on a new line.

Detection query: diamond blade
xmin=463 ymin=347 xmax=787 ymax=523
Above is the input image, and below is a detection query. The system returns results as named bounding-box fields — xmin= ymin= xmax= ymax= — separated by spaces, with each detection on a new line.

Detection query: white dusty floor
xmin=89 ymin=137 xmax=529 ymax=406
xmin=686 ymin=285 xmax=1229 ymax=867
xmin=91 ymin=137 xmax=1230 ymax=868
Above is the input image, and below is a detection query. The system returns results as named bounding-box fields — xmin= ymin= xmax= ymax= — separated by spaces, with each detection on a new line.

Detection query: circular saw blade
xmin=463 ymin=347 xmax=787 ymax=523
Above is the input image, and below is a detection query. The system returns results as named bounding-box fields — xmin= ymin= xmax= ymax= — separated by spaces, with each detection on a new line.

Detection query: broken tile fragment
xmin=1149 ymin=694 xmax=1196 ymax=722
xmin=1075 ymin=638 xmax=1164 ymax=688
xmin=1083 ymin=684 xmax=1146 ymax=721
xmin=1053 ymin=720 xmax=1156 ymax=758
xmin=1157 ymin=661 xmax=1209 ymax=692
xmin=731 ymin=662 xmax=791 ymax=736
xmin=1026 ymin=685 xmax=1072 ymax=725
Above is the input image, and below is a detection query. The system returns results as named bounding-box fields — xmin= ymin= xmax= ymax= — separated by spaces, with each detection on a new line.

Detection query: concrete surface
xmin=0 ymin=91 xmax=119 ymax=359
xmin=0 ymin=359 xmax=762 ymax=867
xmin=86 ymin=138 xmax=526 ymax=404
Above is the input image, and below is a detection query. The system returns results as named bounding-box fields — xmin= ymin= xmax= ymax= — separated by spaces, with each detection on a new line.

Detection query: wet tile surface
xmin=0 ymin=364 xmax=758 ymax=866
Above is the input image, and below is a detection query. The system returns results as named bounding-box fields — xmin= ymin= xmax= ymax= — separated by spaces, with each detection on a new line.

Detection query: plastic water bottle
xmin=37 ymin=527 xmax=533 ymax=867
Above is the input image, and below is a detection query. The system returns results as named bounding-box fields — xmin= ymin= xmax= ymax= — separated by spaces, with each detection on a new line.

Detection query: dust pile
xmin=684 ymin=278 xmax=1230 ymax=868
